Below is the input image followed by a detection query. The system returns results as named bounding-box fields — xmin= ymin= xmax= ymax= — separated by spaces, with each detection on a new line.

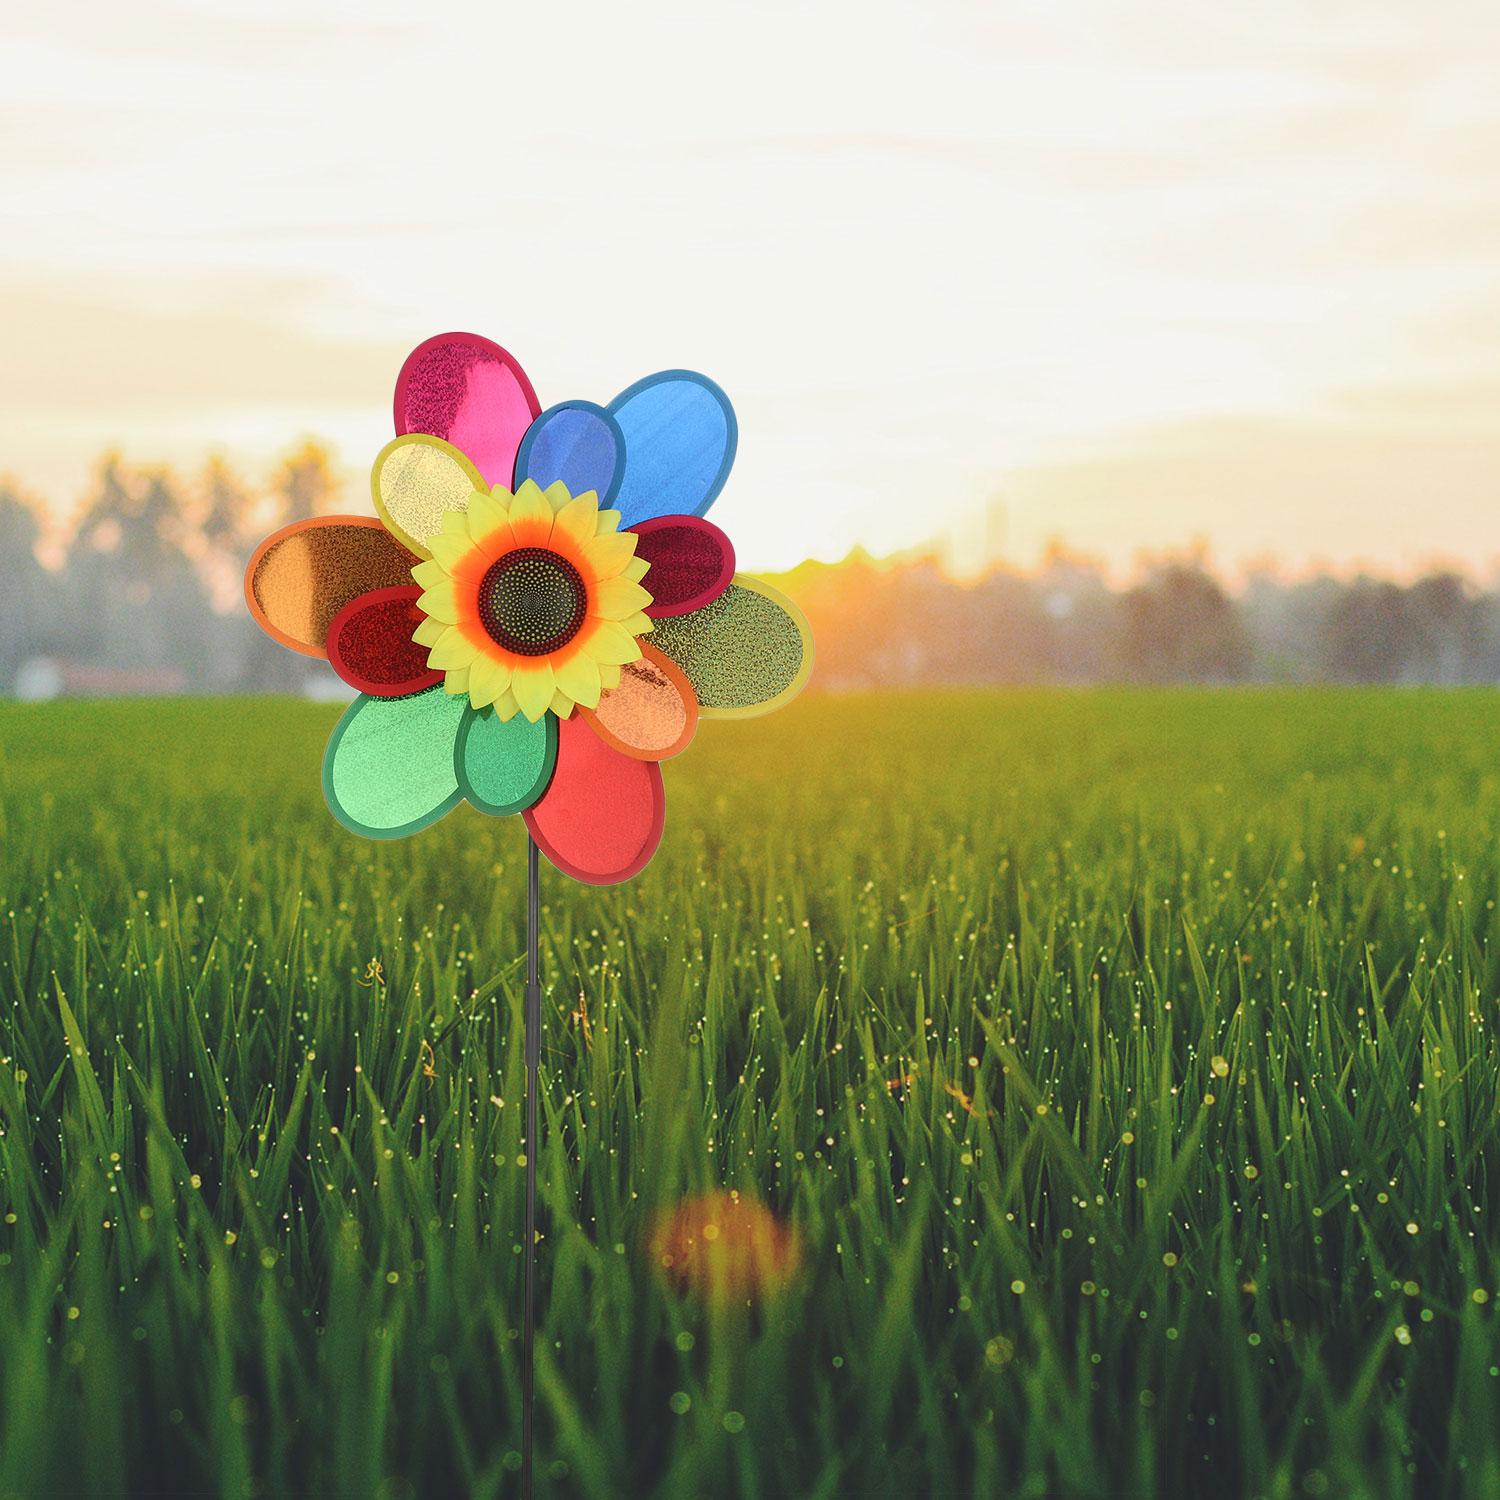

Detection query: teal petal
xmin=323 ymin=686 xmax=466 ymax=839
xmin=456 ymin=705 xmax=557 ymax=815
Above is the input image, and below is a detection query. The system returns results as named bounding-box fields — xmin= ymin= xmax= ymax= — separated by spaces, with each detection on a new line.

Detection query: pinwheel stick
xmin=522 ymin=835 xmax=541 ymax=1499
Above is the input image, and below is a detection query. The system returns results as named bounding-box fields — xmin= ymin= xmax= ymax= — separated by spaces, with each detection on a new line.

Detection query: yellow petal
xmin=592 ymin=577 xmax=654 ymax=619
xmin=582 ymin=529 xmax=638 ymax=577
xmin=582 ymin=620 xmax=644 ymax=666
xmin=443 ymin=665 xmax=470 ymax=696
xmin=542 ymin=481 xmax=573 ymax=515
xmin=468 ymin=653 xmax=512 ymax=709
xmin=597 ymin=662 xmax=621 ymax=693
xmin=595 ymin=508 xmax=623 ymax=536
xmin=509 ymin=478 xmax=553 ymax=532
xmin=417 ymin=582 xmax=461 ymax=623
xmin=428 ymin=529 xmax=479 ymax=572
xmin=553 ymin=492 xmax=600 ymax=549
xmin=411 ymin=559 xmax=448 ymax=591
xmin=618 ymin=612 xmax=653 ymax=636
xmin=511 ymin=660 xmax=556 ymax=722
xmin=371 ymin=434 xmax=482 ymax=557
xmin=466 ymin=486 xmax=511 ymax=542
xmin=547 ymin=689 xmax=575 ymax=716
xmin=427 ymin=625 xmax=479 ymax=671
xmin=622 ymin=556 xmax=650 ymax=584
xmin=412 ymin=615 xmax=447 ymax=648
xmin=552 ymin=651 xmax=603 ymax=710
xmin=491 ymin=686 xmax=520 ymax=720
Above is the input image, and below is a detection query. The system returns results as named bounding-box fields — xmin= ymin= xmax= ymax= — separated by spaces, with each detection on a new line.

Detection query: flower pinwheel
xmin=245 ymin=333 xmax=813 ymax=883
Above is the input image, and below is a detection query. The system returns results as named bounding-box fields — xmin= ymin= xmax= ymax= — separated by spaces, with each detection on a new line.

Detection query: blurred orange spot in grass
xmin=649 ymin=1191 xmax=799 ymax=1303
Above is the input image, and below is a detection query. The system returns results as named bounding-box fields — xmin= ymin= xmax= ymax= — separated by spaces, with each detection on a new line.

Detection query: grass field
xmin=4 ymin=689 xmax=1500 ymax=1498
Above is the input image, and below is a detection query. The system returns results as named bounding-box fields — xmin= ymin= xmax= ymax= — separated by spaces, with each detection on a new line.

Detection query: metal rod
xmin=522 ymin=835 xmax=540 ymax=1500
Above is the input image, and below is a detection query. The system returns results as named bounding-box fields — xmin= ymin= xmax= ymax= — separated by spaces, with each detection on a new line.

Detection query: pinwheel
xmin=244 ymin=331 xmax=813 ymax=1492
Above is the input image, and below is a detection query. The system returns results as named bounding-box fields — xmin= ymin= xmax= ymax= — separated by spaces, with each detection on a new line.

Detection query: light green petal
xmin=323 ymin=687 xmax=466 ymax=839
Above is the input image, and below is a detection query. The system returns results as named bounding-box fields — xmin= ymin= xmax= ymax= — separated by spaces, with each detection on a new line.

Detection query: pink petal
xmin=394 ymin=332 xmax=541 ymax=487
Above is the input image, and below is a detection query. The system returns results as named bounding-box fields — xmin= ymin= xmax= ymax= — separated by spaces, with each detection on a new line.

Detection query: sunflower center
xmin=476 ymin=547 xmax=588 ymax=657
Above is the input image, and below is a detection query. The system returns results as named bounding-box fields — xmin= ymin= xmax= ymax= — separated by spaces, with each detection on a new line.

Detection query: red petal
xmin=631 ymin=515 xmax=736 ymax=617
xmin=523 ymin=716 xmax=665 ymax=884
xmin=394 ymin=332 xmax=541 ymax=488
xmin=327 ymin=586 xmax=441 ymax=697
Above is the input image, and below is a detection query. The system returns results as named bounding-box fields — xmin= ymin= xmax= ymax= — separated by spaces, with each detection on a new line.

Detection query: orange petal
xmin=580 ymin=643 xmax=697 ymax=760
xmin=245 ymin=517 xmax=420 ymax=658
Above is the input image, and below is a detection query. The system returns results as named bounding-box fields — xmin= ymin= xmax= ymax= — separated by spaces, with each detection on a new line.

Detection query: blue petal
xmin=607 ymin=371 xmax=737 ymax=526
xmin=513 ymin=401 xmax=623 ymax=504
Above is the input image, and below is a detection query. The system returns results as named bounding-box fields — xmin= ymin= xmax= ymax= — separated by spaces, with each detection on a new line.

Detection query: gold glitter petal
xmin=372 ymin=435 xmax=482 ymax=557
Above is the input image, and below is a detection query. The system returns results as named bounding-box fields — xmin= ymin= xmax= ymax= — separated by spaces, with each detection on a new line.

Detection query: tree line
xmin=2 ymin=451 xmax=1498 ymax=693
xmin=786 ymin=547 xmax=1500 ymax=689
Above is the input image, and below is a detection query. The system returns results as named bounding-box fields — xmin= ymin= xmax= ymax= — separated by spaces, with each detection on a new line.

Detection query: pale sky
xmin=4 ymin=0 xmax=1499 ymax=574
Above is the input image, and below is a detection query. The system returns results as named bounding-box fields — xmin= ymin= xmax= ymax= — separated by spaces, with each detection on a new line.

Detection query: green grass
xmin=4 ymin=688 xmax=1500 ymax=1498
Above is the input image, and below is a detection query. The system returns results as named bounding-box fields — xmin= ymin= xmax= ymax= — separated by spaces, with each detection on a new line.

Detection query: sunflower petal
xmin=553 ymin=492 xmax=601 ymax=549
xmin=426 ymin=625 xmax=479 ymax=671
xmin=583 ymin=620 xmax=645 ymax=666
xmin=511 ymin=660 xmax=556 ymax=721
xmin=509 ymin=478 xmax=554 ymax=532
xmin=582 ymin=529 xmax=638 ymax=577
xmin=412 ymin=615 xmax=447 ymax=648
xmin=466 ymin=486 xmax=511 ymax=538
xmin=593 ymin=577 xmax=654 ymax=619
xmin=468 ymin=653 xmax=512 ymax=710
xmin=552 ymin=650 xmax=603 ymax=710
xmin=416 ymin=583 xmax=461 ymax=623
xmin=427 ymin=529 xmax=478 ymax=572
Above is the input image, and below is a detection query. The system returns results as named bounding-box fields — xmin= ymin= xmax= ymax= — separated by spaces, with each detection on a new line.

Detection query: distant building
xmin=13 ymin=657 xmax=187 ymax=701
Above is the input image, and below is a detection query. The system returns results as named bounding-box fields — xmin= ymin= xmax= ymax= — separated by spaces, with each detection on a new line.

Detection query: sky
xmin=3 ymin=0 xmax=1499 ymax=576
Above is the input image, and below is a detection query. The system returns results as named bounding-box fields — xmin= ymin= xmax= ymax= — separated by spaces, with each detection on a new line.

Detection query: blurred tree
xmin=1317 ymin=579 xmax=1410 ymax=683
xmin=1118 ymin=563 xmax=1249 ymax=682
xmin=63 ymin=459 xmax=217 ymax=685
xmin=1404 ymin=572 xmax=1483 ymax=684
xmin=0 ymin=484 xmax=59 ymax=689
xmin=271 ymin=440 xmax=340 ymax=525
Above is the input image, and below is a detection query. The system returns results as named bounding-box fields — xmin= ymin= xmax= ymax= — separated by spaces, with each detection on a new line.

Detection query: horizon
xmin=6 ymin=2 xmax=1500 ymax=577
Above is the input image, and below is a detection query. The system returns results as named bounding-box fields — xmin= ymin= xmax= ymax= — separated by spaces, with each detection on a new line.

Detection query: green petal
xmin=456 ymin=705 xmax=558 ymax=815
xmin=647 ymin=576 xmax=813 ymax=719
xmin=323 ymin=686 xmax=466 ymax=839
